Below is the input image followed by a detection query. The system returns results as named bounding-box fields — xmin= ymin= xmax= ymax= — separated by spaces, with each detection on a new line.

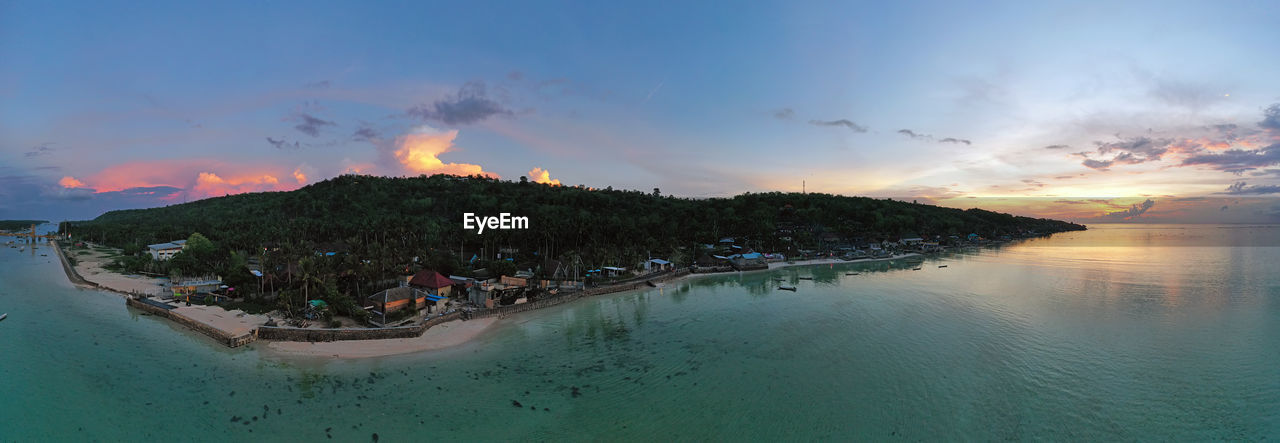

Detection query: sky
xmin=2 ymin=0 xmax=1279 ymax=223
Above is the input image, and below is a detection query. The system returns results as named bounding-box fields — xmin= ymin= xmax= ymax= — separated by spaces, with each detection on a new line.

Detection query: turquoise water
xmin=2 ymin=224 xmax=1280 ymax=440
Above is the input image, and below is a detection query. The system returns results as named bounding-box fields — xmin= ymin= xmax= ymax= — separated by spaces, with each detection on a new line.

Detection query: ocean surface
xmin=2 ymin=223 xmax=1280 ymax=440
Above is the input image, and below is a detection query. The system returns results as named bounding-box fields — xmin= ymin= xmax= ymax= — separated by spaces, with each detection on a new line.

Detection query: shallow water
xmin=2 ymin=224 xmax=1279 ymax=440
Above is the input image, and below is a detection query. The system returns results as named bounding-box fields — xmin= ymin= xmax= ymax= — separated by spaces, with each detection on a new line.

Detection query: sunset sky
xmin=2 ymin=1 xmax=1278 ymax=222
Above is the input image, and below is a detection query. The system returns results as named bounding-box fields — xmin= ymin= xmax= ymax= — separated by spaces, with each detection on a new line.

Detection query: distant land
xmin=63 ymin=174 xmax=1084 ymax=272
xmin=0 ymin=220 xmax=49 ymax=231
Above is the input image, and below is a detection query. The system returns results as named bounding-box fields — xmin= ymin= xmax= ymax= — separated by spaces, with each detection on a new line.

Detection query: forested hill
xmin=64 ymin=174 xmax=1084 ymax=269
xmin=0 ymin=220 xmax=49 ymax=231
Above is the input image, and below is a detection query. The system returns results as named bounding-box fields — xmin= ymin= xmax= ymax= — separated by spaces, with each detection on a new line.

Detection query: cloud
xmin=898 ymin=129 xmax=928 ymax=140
xmin=294 ymin=113 xmax=336 ymax=137
xmin=1044 ymin=144 xmax=1070 ymax=150
xmin=808 ymin=119 xmax=867 ymax=133
xmin=1094 ymin=136 xmax=1173 ymax=162
xmin=1148 ymin=79 xmax=1226 ymax=111
xmin=266 ymin=137 xmax=300 ymax=149
xmin=351 ymin=126 xmax=380 ymax=142
xmin=773 ymin=108 xmax=795 ymax=120
xmin=1222 ymin=181 xmax=1280 ymax=195
xmin=527 ymin=167 xmax=560 ymax=185
xmin=1259 ymin=103 xmax=1280 ymax=132
xmin=24 ymin=143 xmax=55 ymax=158
xmin=1181 ymin=143 xmax=1280 ymax=174
xmin=407 ymin=81 xmax=513 ymax=126
xmin=59 ymin=176 xmax=85 ymax=188
xmin=388 ymin=126 xmax=498 ymax=178
xmin=1082 ymin=158 xmax=1114 ymax=170
xmin=897 ymin=129 xmax=968 ymax=144
xmin=1102 ymin=198 xmax=1155 ymax=220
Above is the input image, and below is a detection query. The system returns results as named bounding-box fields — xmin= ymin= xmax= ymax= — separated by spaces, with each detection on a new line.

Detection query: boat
xmin=777 ymin=285 xmax=797 ymax=291
xmin=912 ymin=267 xmax=922 ymax=270
xmin=797 ymin=277 xmax=813 ymax=280
xmin=845 ymin=272 xmax=860 ymax=276
xmin=937 ymin=265 xmax=948 ymax=268
xmin=0 ymin=313 xmax=7 ymax=322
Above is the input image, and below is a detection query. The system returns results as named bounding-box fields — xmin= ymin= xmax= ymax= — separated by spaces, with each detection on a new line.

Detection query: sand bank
xmin=265 ymin=317 xmax=498 ymax=359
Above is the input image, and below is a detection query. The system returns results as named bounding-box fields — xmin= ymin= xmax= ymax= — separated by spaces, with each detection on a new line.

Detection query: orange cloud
xmin=293 ymin=168 xmax=307 ymax=185
xmin=59 ymin=176 xmax=86 ymax=188
xmin=528 ymin=167 xmax=561 ymax=185
xmin=393 ymin=128 xmax=497 ymax=178
xmin=192 ymin=172 xmax=291 ymax=198
xmin=74 ymin=158 xmax=304 ymax=198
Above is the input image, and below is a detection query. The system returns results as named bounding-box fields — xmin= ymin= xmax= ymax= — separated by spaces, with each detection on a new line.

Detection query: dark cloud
xmin=897 ymin=129 xmax=928 ymax=140
xmin=1180 ymin=143 xmax=1280 ymax=174
xmin=808 ymin=119 xmax=867 ymax=133
xmin=266 ymin=137 xmax=300 ymax=150
xmin=1082 ymin=159 xmax=1114 ymax=170
xmin=294 ymin=113 xmax=336 ymax=137
xmin=352 ymin=127 xmax=380 ymax=142
xmin=897 ymin=129 xmax=970 ymax=145
xmin=773 ymin=108 xmax=795 ymax=120
xmin=1222 ymin=181 xmax=1280 ymax=195
xmin=408 ymin=81 xmax=514 ymax=126
xmin=1103 ymin=199 xmax=1155 ymax=219
xmin=1044 ymin=144 xmax=1070 ymax=150
xmin=23 ymin=143 xmax=55 ymax=158
xmin=1260 ymin=103 xmax=1280 ymax=131
xmin=1093 ymin=136 xmax=1173 ymax=163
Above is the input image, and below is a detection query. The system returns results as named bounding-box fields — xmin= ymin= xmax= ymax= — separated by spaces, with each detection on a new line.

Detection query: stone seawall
xmin=126 ymin=298 xmax=257 ymax=347
xmin=257 ymin=311 xmax=462 ymax=342
xmin=470 ymin=269 xmax=691 ymax=319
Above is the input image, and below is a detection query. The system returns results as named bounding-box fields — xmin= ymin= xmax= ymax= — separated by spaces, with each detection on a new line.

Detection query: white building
xmin=148 ymin=239 xmax=187 ymax=260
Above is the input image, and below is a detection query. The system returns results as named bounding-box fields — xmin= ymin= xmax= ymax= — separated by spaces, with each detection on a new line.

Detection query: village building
xmin=646 ymin=258 xmax=673 ymax=272
xmin=148 ymin=240 xmax=187 ymax=260
xmin=408 ymin=270 xmax=454 ymax=298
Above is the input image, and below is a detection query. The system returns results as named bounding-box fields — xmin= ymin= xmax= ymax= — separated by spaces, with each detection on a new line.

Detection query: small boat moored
xmin=0 ymin=313 xmax=7 ymax=322
xmin=938 ymin=265 xmax=948 ymax=268
xmin=777 ymin=285 xmax=797 ymax=291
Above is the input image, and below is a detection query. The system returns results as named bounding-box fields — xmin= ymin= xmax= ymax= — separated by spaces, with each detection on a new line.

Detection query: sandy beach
xmin=65 ymin=243 xmax=168 ymax=295
xmin=265 ymin=317 xmax=499 ymax=358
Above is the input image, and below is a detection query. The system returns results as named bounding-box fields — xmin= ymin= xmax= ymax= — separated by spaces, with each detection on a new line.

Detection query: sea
xmin=1 ymin=223 xmax=1279 ymax=440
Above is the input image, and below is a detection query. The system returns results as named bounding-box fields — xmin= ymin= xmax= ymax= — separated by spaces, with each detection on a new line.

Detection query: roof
xmin=148 ymin=242 xmax=184 ymax=250
xmin=409 ymin=270 xmax=454 ymax=289
xmin=649 ymin=259 xmax=671 ymax=265
xmin=602 ymin=266 xmax=627 ymax=271
xmin=369 ymin=287 xmax=425 ymax=302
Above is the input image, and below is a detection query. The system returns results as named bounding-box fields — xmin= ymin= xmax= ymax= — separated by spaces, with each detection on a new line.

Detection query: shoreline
xmin=51 ymin=239 xmax=932 ymax=359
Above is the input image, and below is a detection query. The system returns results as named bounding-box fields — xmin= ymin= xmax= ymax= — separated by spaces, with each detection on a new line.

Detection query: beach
xmin=265 ymin=317 xmax=499 ymax=358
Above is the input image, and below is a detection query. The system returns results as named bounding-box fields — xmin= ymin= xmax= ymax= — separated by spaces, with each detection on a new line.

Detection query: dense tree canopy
xmin=63 ymin=174 xmax=1085 ymax=279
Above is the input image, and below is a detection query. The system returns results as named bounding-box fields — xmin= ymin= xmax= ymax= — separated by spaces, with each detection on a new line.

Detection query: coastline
xmin=51 ymin=240 xmax=930 ymax=359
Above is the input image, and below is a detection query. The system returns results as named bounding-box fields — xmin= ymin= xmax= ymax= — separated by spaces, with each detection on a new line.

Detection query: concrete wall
xmin=469 ymin=269 xmax=690 ymax=319
xmin=257 ymin=311 xmax=462 ymax=342
xmin=126 ymin=297 xmax=256 ymax=347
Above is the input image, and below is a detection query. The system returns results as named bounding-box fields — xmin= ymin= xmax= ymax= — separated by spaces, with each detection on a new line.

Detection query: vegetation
xmin=61 ymin=174 xmax=1084 ymax=318
xmin=0 ymin=220 xmax=48 ymax=231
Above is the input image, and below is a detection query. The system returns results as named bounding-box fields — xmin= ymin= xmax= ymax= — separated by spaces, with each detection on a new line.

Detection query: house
xmin=898 ymin=234 xmax=924 ymax=246
xmin=148 ymin=239 xmax=187 ymax=260
xmin=730 ymin=252 xmax=768 ymax=271
xmin=409 ymin=270 xmax=454 ymax=298
xmin=367 ymin=286 xmax=434 ymax=316
xmin=647 ymin=258 xmax=673 ymax=272
xmin=602 ymin=266 xmax=627 ymax=277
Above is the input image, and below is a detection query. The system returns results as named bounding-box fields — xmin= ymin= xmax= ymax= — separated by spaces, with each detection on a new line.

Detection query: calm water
xmin=2 ymin=224 xmax=1280 ymax=440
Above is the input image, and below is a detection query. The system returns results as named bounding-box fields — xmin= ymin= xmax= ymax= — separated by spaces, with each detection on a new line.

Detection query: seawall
xmin=257 ymin=311 xmax=462 ymax=342
xmin=125 ymin=298 xmax=257 ymax=347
